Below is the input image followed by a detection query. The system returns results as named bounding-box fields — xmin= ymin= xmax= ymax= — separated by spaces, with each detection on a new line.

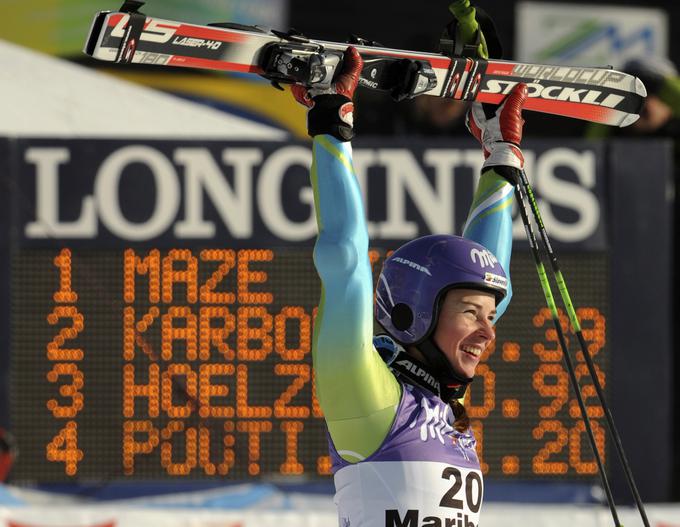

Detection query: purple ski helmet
xmin=375 ymin=234 xmax=508 ymax=345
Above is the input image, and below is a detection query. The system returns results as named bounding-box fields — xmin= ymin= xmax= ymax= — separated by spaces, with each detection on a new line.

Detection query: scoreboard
xmin=3 ymin=137 xmax=617 ymax=484
xmin=10 ymin=247 xmax=609 ymax=482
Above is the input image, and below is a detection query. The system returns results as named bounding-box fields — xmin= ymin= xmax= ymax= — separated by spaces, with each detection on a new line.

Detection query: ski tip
xmin=634 ymin=77 xmax=648 ymax=97
xmin=619 ymin=113 xmax=640 ymax=128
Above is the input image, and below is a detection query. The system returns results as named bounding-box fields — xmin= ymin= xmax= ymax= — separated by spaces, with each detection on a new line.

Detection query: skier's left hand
xmin=466 ymin=83 xmax=528 ymax=171
xmin=291 ymin=46 xmax=363 ymax=141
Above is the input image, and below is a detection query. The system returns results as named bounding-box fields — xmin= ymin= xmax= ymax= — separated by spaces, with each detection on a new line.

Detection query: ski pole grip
xmin=448 ymin=0 xmax=479 ymax=44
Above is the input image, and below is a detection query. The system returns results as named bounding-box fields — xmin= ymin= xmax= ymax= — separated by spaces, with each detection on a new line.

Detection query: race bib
xmin=334 ymin=461 xmax=483 ymax=527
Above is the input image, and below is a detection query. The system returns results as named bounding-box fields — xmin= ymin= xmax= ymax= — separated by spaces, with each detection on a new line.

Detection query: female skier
xmin=292 ymin=39 xmax=527 ymax=527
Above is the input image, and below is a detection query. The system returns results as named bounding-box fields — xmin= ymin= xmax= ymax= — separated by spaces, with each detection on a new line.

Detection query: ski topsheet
xmin=84 ymin=6 xmax=647 ymax=127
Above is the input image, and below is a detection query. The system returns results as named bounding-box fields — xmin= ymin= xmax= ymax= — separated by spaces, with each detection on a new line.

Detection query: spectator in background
xmin=356 ymin=90 xmax=471 ymax=137
xmin=396 ymin=97 xmax=471 ymax=136
xmin=0 ymin=428 xmax=17 ymax=482
xmin=586 ymin=57 xmax=680 ymax=139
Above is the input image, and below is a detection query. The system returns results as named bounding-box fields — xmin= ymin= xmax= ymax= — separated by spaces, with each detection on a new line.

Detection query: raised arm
xmin=293 ymin=48 xmax=400 ymax=461
xmin=463 ymin=84 xmax=528 ymax=320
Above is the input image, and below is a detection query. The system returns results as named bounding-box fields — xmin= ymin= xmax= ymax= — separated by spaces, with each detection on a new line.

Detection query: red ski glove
xmin=291 ymin=46 xmax=363 ymax=141
xmin=466 ymin=83 xmax=527 ymax=170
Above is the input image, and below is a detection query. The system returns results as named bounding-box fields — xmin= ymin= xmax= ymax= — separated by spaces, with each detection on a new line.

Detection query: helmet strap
xmin=373 ymin=334 xmax=473 ymax=400
xmin=417 ymin=338 xmax=473 ymax=401
xmin=374 ymin=334 xmax=442 ymax=394
xmin=388 ymin=350 xmax=442 ymax=395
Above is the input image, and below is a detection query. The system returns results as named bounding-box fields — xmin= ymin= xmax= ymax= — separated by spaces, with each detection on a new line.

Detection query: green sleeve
xmin=310 ymin=135 xmax=401 ymax=462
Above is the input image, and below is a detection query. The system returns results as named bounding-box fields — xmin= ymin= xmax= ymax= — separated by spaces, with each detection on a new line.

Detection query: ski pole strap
xmin=442 ymin=3 xmax=503 ymax=59
xmin=116 ymin=1 xmax=147 ymax=64
xmin=440 ymin=20 xmax=482 ymax=59
xmin=474 ymin=7 xmax=503 ymax=59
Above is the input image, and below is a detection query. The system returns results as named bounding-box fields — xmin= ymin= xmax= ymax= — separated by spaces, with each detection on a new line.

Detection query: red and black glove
xmin=291 ymin=46 xmax=363 ymax=141
xmin=466 ymin=83 xmax=527 ymax=171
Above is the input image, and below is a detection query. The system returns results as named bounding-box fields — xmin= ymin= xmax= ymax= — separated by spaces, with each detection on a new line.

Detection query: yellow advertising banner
xmin=2 ymin=0 xmax=300 ymax=135
xmin=2 ymin=0 xmax=288 ymax=57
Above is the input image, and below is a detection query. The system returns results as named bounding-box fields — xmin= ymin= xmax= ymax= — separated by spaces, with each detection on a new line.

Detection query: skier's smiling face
xmin=433 ymin=289 xmax=496 ymax=379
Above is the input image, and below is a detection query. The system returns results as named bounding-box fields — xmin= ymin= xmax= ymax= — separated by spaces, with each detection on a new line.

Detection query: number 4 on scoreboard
xmin=46 ymin=421 xmax=83 ymax=476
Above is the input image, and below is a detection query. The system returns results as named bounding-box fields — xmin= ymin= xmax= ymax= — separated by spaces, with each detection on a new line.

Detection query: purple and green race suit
xmin=310 ymin=135 xmax=514 ymax=527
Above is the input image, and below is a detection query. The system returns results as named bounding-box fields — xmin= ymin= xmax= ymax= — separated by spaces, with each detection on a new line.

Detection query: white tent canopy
xmin=0 ymin=39 xmax=286 ymax=140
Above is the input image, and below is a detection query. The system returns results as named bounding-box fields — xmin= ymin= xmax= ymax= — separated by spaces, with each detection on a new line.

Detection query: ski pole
xmin=519 ymin=168 xmax=650 ymax=527
xmin=448 ymin=0 xmax=479 ymax=45
xmin=508 ymin=170 xmax=621 ymax=527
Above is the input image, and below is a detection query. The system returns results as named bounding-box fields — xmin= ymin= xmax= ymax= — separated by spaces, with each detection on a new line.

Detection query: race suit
xmin=311 ymin=135 xmax=514 ymax=527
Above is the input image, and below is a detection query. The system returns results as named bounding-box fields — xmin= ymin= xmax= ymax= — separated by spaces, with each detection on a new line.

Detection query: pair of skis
xmin=83 ymin=1 xmax=647 ymax=127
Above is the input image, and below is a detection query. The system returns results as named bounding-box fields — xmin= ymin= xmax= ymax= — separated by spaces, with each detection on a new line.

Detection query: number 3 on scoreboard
xmin=439 ymin=466 xmax=483 ymax=513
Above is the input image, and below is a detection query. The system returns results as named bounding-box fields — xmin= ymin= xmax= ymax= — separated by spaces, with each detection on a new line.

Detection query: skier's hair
xmin=450 ymin=399 xmax=470 ymax=433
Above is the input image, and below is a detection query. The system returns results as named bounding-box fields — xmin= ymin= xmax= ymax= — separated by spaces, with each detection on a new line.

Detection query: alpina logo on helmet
xmin=392 ymin=257 xmax=432 ymax=276
xmin=470 ymin=248 xmax=498 ymax=269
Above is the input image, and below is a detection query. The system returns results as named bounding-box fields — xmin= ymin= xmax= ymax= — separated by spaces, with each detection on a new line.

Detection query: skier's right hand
xmin=466 ymin=83 xmax=528 ymax=171
xmin=291 ymin=46 xmax=363 ymax=142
